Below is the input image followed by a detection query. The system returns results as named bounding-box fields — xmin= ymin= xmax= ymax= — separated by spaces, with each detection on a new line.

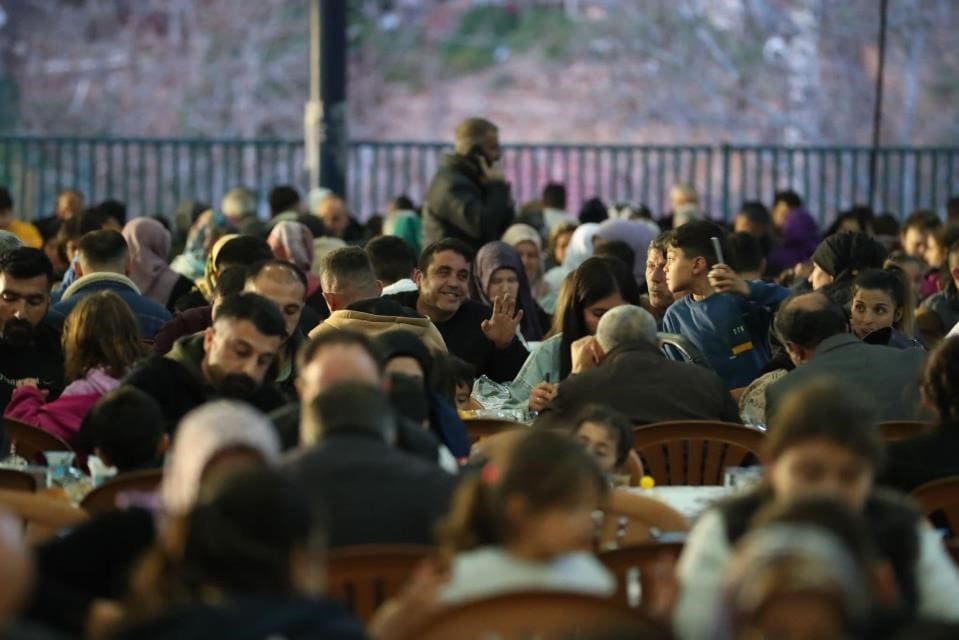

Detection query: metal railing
xmin=1 ymin=135 xmax=957 ymax=224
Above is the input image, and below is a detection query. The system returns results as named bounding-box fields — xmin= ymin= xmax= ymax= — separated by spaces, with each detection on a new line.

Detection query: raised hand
xmin=481 ymin=294 xmax=524 ymax=349
xmin=707 ymin=263 xmax=750 ymax=296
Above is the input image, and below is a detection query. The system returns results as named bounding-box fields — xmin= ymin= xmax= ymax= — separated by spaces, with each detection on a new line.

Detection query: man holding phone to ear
xmin=422 ymin=117 xmax=515 ymax=253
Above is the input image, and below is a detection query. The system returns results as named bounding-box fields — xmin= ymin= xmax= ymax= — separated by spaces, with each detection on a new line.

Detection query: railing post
xmin=720 ymin=143 xmax=731 ymax=221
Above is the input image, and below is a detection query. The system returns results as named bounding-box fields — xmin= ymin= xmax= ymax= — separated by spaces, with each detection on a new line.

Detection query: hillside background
xmin=0 ymin=0 xmax=957 ymax=145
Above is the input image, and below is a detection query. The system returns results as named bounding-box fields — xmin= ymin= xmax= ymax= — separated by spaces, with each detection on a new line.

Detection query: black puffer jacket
xmin=422 ymin=153 xmax=514 ymax=252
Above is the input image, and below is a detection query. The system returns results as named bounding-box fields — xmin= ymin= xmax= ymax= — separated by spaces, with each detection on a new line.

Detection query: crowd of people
xmin=0 ymin=115 xmax=957 ymax=639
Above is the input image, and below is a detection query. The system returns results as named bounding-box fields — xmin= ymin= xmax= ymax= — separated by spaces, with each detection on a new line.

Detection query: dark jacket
xmin=422 ymin=154 xmax=514 ymax=253
xmin=123 ymin=333 xmax=286 ymax=433
xmin=879 ymin=421 xmax=959 ymax=494
xmin=536 ymin=340 xmax=741 ymax=429
xmin=268 ymin=401 xmax=445 ymax=465
xmin=386 ymin=290 xmax=528 ymax=383
xmin=0 ymin=320 xmax=64 ymax=415
xmin=284 ymin=431 xmax=457 ymax=548
xmin=115 ymin=596 xmax=368 ymax=640
xmin=153 ymin=305 xmax=212 ymax=355
xmin=765 ymin=333 xmax=929 ymax=424
xmin=51 ymin=273 xmax=172 ymax=341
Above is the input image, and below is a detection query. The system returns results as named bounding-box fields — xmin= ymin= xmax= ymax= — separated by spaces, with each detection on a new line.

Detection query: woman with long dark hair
xmin=497 ymin=256 xmax=639 ymax=414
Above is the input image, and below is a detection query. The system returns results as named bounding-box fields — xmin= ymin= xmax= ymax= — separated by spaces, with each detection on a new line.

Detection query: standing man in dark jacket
xmin=422 ymin=117 xmax=514 ymax=253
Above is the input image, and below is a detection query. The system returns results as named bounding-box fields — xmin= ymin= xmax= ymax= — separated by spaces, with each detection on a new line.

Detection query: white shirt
xmin=440 ymin=546 xmax=615 ymax=605
xmin=947 ymin=321 xmax=959 ymax=338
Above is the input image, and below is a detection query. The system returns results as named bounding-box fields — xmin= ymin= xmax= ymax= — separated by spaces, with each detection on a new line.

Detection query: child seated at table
xmin=569 ymin=404 xmax=633 ymax=482
xmin=83 ymin=387 xmax=169 ymax=474
xmin=369 ymin=430 xmax=614 ymax=639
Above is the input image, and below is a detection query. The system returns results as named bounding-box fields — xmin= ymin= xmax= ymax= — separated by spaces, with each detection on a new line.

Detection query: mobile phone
xmin=467 ymin=144 xmax=486 ymax=166
xmin=710 ymin=236 xmax=725 ymax=265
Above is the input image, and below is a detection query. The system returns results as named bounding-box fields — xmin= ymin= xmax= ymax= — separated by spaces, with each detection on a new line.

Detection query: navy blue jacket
xmin=50 ymin=273 xmax=171 ymax=341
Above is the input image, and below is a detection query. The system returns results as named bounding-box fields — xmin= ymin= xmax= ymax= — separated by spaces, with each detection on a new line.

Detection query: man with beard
xmin=123 ymin=292 xmax=287 ymax=433
xmin=0 ymin=248 xmax=63 ymax=413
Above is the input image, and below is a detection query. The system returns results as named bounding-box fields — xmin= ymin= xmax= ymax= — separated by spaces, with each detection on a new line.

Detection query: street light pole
xmin=868 ymin=0 xmax=889 ymax=208
xmin=305 ymin=0 xmax=347 ymax=196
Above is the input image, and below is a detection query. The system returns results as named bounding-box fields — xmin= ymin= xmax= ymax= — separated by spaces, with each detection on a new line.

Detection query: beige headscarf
xmin=160 ymin=401 xmax=280 ymax=517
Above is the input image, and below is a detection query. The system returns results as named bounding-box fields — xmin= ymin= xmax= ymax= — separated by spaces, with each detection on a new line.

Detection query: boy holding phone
xmin=662 ymin=220 xmax=790 ymax=388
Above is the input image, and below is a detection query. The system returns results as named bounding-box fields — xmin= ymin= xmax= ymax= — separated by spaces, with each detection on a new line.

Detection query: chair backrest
xmin=599 ymin=542 xmax=684 ymax=611
xmin=462 ymin=419 xmax=525 ymax=445
xmin=911 ymin=475 xmax=959 ymax=538
xmin=632 ymin=421 xmax=765 ymax=486
xmin=2 ymin=418 xmax=72 ymax=464
xmin=621 ymin=449 xmax=645 ymax=486
xmin=878 ymin=420 xmax=934 ymax=443
xmin=80 ymin=468 xmax=163 ymax=515
xmin=0 ymin=468 xmax=37 ymax=492
xmin=327 ymin=545 xmax=433 ymax=623
xmin=406 ymin=591 xmax=653 ymax=640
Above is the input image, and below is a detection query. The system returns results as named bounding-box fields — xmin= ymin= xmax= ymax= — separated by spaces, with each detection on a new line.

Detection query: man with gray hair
xmin=535 ymin=304 xmax=740 ymax=429
xmin=221 ymin=186 xmax=264 ymax=237
xmin=422 ymin=117 xmax=515 ymax=252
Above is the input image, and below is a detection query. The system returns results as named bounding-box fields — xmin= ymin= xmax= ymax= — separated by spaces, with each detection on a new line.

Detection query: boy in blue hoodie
xmin=662 ymin=220 xmax=789 ymax=388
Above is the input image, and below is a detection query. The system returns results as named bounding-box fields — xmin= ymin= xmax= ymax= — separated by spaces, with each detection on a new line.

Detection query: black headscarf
xmin=811 ymin=232 xmax=887 ymax=279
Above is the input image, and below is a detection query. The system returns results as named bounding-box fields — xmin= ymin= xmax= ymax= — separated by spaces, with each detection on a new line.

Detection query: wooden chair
xmin=600 ymin=541 xmax=684 ymax=611
xmin=632 ymin=421 xmax=765 ymax=486
xmin=327 ymin=545 xmax=432 ymax=623
xmin=0 ymin=468 xmax=37 ymax=492
xmin=878 ymin=420 xmax=934 ymax=443
xmin=621 ymin=449 xmax=645 ymax=486
xmin=462 ymin=418 xmax=525 ymax=445
xmin=406 ymin=591 xmax=654 ymax=640
xmin=911 ymin=475 xmax=959 ymax=538
xmin=2 ymin=418 xmax=72 ymax=464
xmin=80 ymin=468 xmax=163 ymax=515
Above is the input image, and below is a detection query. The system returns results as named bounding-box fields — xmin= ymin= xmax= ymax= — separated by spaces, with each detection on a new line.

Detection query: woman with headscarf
xmin=27 ymin=401 xmax=281 ymax=637
xmin=808 ymin=232 xmax=888 ymax=309
xmin=594 ymin=218 xmax=660 ymax=286
xmin=501 ymin=223 xmax=553 ymax=310
xmin=267 ymin=221 xmax=325 ymax=311
xmin=160 ymin=401 xmax=281 ymax=518
xmin=473 ymin=241 xmax=546 ymax=343
xmin=169 ymin=209 xmax=233 ymax=282
xmin=543 ymin=222 xmax=599 ymax=295
xmin=122 ymin=218 xmax=195 ymax=313
xmin=373 ymin=330 xmax=471 ymax=461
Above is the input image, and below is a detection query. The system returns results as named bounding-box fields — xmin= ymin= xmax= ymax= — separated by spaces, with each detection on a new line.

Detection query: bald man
xmin=765 ymin=291 xmax=929 ymax=423
xmin=269 ymin=330 xmax=455 ymax=473
xmin=244 ymin=260 xmax=311 ymax=398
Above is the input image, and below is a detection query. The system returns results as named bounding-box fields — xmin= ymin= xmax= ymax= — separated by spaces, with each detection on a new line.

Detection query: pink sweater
xmin=4 ymin=368 xmax=122 ymax=448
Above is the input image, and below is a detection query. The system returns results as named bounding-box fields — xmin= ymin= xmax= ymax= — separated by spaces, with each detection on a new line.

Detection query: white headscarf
xmin=160 ymin=401 xmax=280 ymax=517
